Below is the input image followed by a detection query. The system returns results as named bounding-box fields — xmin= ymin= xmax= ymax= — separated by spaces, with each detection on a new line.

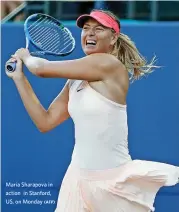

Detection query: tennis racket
xmin=6 ymin=13 xmax=76 ymax=72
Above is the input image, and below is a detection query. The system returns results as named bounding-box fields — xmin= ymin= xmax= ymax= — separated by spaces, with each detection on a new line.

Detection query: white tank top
xmin=68 ymin=80 xmax=132 ymax=170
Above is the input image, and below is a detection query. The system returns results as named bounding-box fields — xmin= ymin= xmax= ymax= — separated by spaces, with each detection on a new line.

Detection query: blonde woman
xmin=6 ymin=9 xmax=179 ymax=212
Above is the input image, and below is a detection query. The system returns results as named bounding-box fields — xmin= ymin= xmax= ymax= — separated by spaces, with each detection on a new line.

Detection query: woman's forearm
xmin=23 ymin=55 xmax=48 ymax=76
xmin=13 ymin=75 xmax=49 ymax=131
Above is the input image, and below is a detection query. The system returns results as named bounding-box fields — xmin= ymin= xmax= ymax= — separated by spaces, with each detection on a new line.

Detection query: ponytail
xmin=93 ymin=9 xmax=159 ymax=82
xmin=112 ymin=32 xmax=158 ymax=82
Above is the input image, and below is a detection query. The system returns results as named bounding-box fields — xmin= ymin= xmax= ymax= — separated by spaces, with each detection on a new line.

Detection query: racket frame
xmin=6 ymin=13 xmax=76 ymax=72
xmin=24 ymin=13 xmax=76 ymax=56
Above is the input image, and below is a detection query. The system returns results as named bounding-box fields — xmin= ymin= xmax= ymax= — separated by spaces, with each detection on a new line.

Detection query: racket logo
xmin=36 ymin=42 xmax=42 ymax=47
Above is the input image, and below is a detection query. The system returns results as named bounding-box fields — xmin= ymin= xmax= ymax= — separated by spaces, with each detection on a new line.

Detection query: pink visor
xmin=76 ymin=11 xmax=120 ymax=34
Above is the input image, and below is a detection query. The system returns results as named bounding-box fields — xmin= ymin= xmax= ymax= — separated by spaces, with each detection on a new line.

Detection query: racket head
xmin=24 ymin=13 xmax=76 ymax=56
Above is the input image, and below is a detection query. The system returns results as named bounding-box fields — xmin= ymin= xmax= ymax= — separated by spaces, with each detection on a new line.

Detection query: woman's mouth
xmin=86 ymin=40 xmax=97 ymax=47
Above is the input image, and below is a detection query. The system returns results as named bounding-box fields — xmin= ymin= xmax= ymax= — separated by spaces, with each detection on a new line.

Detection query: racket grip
xmin=6 ymin=62 xmax=16 ymax=72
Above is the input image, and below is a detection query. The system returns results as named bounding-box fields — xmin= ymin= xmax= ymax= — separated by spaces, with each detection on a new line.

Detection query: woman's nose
xmin=87 ymin=28 xmax=95 ymax=36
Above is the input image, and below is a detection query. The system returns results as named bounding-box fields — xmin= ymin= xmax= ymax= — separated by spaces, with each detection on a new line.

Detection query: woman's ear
xmin=110 ymin=32 xmax=119 ymax=46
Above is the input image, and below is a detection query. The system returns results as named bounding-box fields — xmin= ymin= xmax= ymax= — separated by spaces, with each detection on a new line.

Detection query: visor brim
xmin=76 ymin=14 xmax=112 ymax=29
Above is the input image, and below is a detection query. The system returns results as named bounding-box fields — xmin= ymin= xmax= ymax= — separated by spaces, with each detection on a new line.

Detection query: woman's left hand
xmin=13 ymin=48 xmax=31 ymax=61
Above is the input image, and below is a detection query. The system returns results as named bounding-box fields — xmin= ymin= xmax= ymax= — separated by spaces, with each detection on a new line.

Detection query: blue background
xmin=1 ymin=22 xmax=179 ymax=212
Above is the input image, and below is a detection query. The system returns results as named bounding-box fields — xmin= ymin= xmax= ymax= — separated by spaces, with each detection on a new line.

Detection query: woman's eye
xmin=96 ymin=27 xmax=104 ymax=31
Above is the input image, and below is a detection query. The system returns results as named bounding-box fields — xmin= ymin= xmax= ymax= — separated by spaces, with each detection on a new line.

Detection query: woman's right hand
xmin=5 ymin=55 xmax=24 ymax=80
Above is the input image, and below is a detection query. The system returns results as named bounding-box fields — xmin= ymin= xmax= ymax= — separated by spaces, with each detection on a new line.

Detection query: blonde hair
xmin=93 ymin=9 xmax=159 ymax=82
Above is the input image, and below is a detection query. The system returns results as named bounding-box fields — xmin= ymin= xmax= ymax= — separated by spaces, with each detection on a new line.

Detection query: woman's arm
xmin=14 ymin=48 xmax=120 ymax=81
xmin=6 ymin=56 xmax=70 ymax=133
xmin=14 ymin=77 xmax=70 ymax=132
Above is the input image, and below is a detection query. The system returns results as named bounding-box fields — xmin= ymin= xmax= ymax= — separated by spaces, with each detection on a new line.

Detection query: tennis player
xmin=6 ymin=9 xmax=179 ymax=212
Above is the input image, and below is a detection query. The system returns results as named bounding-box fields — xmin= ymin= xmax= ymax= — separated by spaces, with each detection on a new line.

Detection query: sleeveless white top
xmin=68 ymin=80 xmax=132 ymax=169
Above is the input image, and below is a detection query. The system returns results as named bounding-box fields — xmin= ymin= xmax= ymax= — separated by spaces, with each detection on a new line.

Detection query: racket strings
xmin=31 ymin=23 xmax=73 ymax=52
xmin=28 ymin=18 xmax=60 ymax=49
xmin=27 ymin=17 xmax=75 ymax=54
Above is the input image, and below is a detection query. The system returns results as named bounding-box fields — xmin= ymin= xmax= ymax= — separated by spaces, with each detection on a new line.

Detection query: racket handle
xmin=6 ymin=62 xmax=16 ymax=72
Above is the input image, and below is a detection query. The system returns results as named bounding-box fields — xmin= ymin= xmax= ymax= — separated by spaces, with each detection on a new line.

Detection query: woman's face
xmin=81 ymin=18 xmax=116 ymax=55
